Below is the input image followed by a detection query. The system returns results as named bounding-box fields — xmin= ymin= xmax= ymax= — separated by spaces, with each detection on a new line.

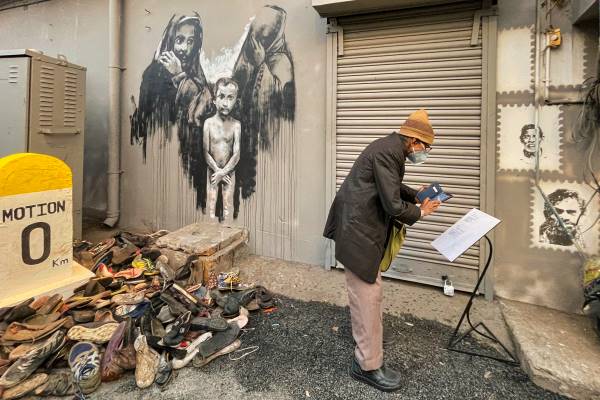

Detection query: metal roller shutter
xmin=334 ymin=2 xmax=486 ymax=292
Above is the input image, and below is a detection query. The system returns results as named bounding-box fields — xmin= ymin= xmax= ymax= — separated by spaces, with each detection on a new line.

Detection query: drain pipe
xmin=105 ymin=0 xmax=122 ymax=227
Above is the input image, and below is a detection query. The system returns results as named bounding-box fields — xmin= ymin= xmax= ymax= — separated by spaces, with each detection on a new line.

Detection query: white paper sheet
xmin=431 ymin=209 xmax=501 ymax=262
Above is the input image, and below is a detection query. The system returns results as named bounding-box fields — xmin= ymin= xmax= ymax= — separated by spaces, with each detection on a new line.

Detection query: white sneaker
xmin=171 ymin=332 xmax=212 ymax=370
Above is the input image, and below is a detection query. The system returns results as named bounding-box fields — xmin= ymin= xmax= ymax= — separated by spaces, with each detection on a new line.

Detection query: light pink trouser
xmin=345 ymin=267 xmax=383 ymax=371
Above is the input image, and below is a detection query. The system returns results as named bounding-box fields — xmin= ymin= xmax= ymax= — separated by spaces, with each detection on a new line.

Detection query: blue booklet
xmin=416 ymin=182 xmax=453 ymax=203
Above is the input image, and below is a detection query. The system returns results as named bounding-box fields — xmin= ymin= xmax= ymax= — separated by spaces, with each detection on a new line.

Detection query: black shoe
xmin=220 ymin=296 xmax=240 ymax=319
xmin=160 ymin=292 xmax=189 ymax=316
xmin=190 ymin=316 xmax=229 ymax=332
xmin=163 ymin=311 xmax=191 ymax=346
xmin=349 ymin=358 xmax=402 ymax=392
xmin=154 ymin=352 xmax=174 ymax=388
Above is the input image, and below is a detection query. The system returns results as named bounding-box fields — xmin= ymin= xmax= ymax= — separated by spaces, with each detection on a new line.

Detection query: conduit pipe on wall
xmin=105 ymin=0 xmax=122 ymax=227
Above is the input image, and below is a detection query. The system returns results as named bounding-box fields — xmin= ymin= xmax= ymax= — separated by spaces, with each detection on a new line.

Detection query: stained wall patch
xmin=497 ymin=26 xmax=535 ymax=94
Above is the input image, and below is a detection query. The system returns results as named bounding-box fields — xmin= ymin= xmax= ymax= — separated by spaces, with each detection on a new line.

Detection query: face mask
xmin=407 ymin=143 xmax=429 ymax=164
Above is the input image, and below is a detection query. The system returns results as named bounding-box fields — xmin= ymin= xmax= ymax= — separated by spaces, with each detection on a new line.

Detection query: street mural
xmin=531 ymin=180 xmax=599 ymax=253
xmin=130 ymin=6 xmax=296 ymax=227
xmin=497 ymin=104 xmax=562 ymax=172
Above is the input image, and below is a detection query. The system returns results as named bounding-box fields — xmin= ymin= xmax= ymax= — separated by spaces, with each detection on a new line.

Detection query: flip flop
xmin=114 ymin=268 xmax=144 ymax=280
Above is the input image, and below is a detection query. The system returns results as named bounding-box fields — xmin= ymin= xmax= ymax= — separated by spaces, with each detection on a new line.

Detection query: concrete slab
xmin=156 ymin=222 xmax=247 ymax=256
xmin=501 ymin=300 xmax=600 ymax=399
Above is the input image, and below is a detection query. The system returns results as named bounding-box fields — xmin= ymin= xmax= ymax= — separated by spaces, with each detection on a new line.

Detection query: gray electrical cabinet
xmin=0 ymin=49 xmax=85 ymax=238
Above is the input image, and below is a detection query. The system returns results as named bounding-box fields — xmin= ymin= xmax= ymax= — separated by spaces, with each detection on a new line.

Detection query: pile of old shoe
xmin=0 ymin=231 xmax=275 ymax=399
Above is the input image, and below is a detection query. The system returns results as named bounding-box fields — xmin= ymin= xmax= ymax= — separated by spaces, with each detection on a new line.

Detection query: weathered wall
xmin=0 ymin=0 xmax=109 ymax=215
xmin=119 ymin=0 xmax=328 ymax=265
xmin=494 ymin=0 xmax=599 ymax=313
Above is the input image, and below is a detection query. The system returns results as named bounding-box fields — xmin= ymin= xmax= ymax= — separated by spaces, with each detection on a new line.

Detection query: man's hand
xmin=158 ymin=51 xmax=183 ymax=76
xmin=415 ymin=185 xmax=429 ymax=204
xmin=222 ymin=174 xmax=232 ymax=186
xmin=420 ymin=197 xmax=441 ymax=218
xmin=211 ymin=169 xmax=226 ymax=185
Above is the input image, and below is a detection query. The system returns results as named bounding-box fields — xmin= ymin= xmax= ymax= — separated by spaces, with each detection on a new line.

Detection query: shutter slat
xmin=338 ymin=49 xmax=482 ymax=66
xmin=338 ymin=78 xmax=482 ymax=91
xmin=338 ymin=59 xmax=482 ymax=75
xmin=338 ymin=69 xmax=482 ymax=83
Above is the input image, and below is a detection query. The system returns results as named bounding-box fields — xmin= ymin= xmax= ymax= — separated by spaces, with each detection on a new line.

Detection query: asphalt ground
xmin=88 ymin=296 xmax=566 ymax=400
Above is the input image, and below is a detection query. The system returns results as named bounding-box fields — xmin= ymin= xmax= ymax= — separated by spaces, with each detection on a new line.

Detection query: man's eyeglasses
xmin=415 ymin=140 xmax=432 ymax=152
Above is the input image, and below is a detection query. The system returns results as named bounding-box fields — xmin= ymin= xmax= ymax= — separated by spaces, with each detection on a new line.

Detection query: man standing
xmin=323 ymin=109 xmax=440 ymax=392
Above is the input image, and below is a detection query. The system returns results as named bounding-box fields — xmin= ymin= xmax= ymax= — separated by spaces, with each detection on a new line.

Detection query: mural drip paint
xmin=130 ymin=13 xmax=214 ymax=214
xmin=231 ymin=5 xmax=296 ymax=258
xmin=130 ymin=7 xmax=296 ymax=259
xmin=531 ymin=180 xmax=599 ymax=254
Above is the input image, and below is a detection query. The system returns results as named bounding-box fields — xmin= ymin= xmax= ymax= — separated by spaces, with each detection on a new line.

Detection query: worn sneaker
xmin=217 ymin=271 xmax=241 ymax=290
xmin=134 ymin=335 xmax=160 ymax=389
xmin=0 ymin=331 xmax=65 ymax=388
xmin=1 ymin=373 xmax=48 ymax=399
xmin=68 ymin=342 xmax=101 ymax=395
xmin=113 ymin=301 xmax=150 ymax=320
xmin=112 ymin=292 xmax=146 ymax=306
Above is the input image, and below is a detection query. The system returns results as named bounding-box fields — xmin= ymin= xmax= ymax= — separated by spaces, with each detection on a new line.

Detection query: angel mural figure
xmin=130 ymin=13 xmax=214 ymax=210
xmin=231 ymin=5 xmax=296 ymax=218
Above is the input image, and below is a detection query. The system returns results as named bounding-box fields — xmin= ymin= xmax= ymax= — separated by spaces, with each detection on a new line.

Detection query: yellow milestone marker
xmin=0 ymin=153 xmax=93 ymax=308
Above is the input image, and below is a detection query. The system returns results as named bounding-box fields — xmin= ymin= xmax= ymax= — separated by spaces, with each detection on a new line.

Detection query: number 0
xmin=21 ymin=222 xmax=51 ymax=265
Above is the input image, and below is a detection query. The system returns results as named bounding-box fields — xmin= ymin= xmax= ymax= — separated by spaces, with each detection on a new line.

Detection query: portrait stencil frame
xmin=497 ymin=104 xmax=563 ymax=172
xmin=530 ymin=179 xmax=599 ymax=254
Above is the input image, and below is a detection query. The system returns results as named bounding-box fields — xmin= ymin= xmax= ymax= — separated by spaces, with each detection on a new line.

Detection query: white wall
xmin=0 ymin=0 xmax=109 ymax=215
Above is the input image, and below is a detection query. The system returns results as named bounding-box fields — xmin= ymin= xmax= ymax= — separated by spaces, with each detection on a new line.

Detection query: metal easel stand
xmin=447 ymin=235 xmax=519 ymax=365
